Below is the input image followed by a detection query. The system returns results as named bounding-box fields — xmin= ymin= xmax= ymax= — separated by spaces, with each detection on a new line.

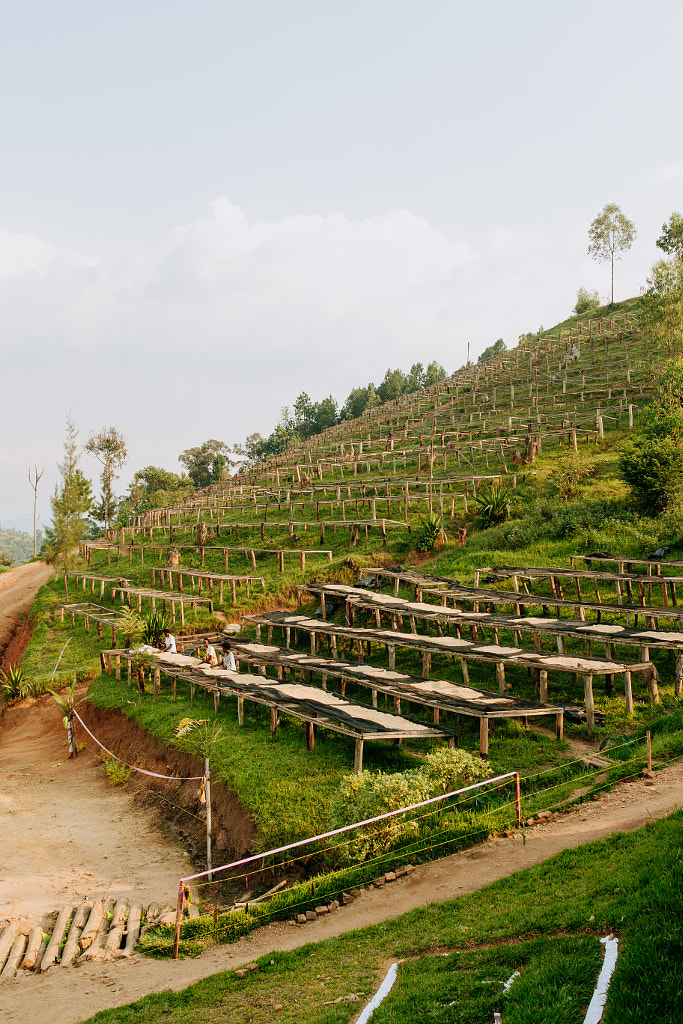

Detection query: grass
xmin=80 ymin=808 xmax=683 ymax=1024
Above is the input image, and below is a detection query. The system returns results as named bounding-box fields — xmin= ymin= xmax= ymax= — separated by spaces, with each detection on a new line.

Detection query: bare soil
xmin=0 ymin=561 xmax=53 ymax=668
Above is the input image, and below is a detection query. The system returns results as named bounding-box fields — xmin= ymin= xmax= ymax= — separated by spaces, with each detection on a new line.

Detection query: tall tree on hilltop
xmin=588 ymin=203 xmax=636 ymax=304
xmin=85 ymin=427 xmax=128 ymax=530
xmin=43 ymin=416 xmax=93 ymax=578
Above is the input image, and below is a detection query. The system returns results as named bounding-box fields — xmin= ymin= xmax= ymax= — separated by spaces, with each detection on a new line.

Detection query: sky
xmin=1 ymin=0 xmax=682 ymax=530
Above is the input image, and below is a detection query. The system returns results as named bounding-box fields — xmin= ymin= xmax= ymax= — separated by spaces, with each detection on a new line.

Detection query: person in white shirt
xmin=222 ymin=642 xmax=236 ymax=671
xmin=202 ymin=643 xmax=218 ymax=667
xmin=163 ymin=630 xmax=177 ymax=654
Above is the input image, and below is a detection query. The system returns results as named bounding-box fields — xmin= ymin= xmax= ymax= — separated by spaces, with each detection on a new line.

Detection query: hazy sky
xmin=2 ymin=0 xmax=682 ymax=528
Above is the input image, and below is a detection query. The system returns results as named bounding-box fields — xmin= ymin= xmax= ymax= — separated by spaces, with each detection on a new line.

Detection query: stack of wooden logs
xmin=0 ymin=898 xmax=193 ymax=980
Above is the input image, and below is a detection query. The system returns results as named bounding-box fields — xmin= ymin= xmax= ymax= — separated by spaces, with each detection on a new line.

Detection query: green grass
xmin=80 ymin=809 xmax=683 ymax=1024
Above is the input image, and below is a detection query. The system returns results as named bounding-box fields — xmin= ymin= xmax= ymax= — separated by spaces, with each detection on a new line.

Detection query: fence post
xmin=515 ymin=772 xmax=522 ymax=828
xmin=172 ymin=880 xmax=184 ymax=959
xmin=206 ymin=757 xmax=212 ymax=882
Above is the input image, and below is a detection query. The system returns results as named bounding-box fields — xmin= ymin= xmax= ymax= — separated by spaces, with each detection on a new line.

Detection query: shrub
xmin=475 ymin=483 xmax=510 ymax=527
xmin=143 ymin=611 xmax=171 ymax=647
xmin=415 ymin=512 xmax=448 ymax=552
xmin=573 ymin=286 xmax=601 ymax=314
xmin=1 ymin=663 xmax=29 ymax=702
xmin=552 ymin=452 xmax=593 ymax=499
xmin=330 ymin=750 xmax=492 ymax=861
xmin=619 ymin=435 xmax=683 ymax=513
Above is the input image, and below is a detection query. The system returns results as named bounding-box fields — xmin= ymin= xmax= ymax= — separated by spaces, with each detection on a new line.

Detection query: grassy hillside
xmin=15 ymin=297 xmax=683 ymax=886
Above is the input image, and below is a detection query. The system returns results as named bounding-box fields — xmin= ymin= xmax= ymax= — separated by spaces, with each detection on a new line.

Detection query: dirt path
xmin=0 ymin=561 xmax=53 ymax=668
xmin=1 ymin=735 xmax=681 ymax=1023
xmin=0 ymin=693 xmax=192 ymax=923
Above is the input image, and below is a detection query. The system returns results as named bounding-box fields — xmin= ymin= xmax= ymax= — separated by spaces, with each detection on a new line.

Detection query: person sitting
xmin=222 ymin=642 xmax=236 ymax=671
xmin=163 ymin=630 xmax=177 ymax=654
xmin=202 ymin=642 xmax=218 ymax=667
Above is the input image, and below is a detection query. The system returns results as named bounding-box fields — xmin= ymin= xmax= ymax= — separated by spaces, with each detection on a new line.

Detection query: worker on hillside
xmin=163 ymin=629 xmax=177 ymax=654
xmin=202 ymin=642 xmax=218 ymax=667
xmin=222 ymin=641 xmax=236 ymax=671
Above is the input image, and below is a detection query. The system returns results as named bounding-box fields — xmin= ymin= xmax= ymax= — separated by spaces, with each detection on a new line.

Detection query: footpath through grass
xmin=81 ymin=809 xmax=683 ymax=1024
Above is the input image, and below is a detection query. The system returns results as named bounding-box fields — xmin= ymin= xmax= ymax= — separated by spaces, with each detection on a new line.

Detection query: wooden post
xmin=539 ymin=669 xmax=548 ymax=703
xmin=647 ymin=730 xmax=652 ymax=773
xmin=270 ymin=707 xmax=279 ymax=738
xmin=479 ymin=717 xmax=489 ymax=758
xmin=237 ymin=696 xmax=245 ymax=725
xmin=555 ymin=711 xmax=564 ymax=740
xmin=496 ymin=661 xmax=506 ymax=694
xmin=205 ymin=758 xmax=212 ymax=882
xmin=306 ymin=722 xmax=315 ymax=752
xmin=583 ymin=674 xmax=595 ymax=736
xmin=354 ymin=737 xmax=364 ymax=774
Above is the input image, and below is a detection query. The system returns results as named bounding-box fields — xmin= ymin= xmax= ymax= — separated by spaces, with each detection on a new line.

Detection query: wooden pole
xmin=647 ymin=730 xmax=652 ymax=773
xmin=205 ymin=758 xmax=212 ymax=882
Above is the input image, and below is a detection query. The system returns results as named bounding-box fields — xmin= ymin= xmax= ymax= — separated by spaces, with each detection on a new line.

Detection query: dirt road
xmin=0 ymin=561 xmax=53 ymax=668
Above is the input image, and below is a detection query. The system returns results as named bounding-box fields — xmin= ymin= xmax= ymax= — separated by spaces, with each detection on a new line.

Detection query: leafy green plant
xmin=552 ymin=451 xmax=593 ymax=499
xmin=415 ymin=511 xmax=448 ymax=552
xmin=1 ymin=663 xmax=30 ymax=702
xmin=474 ymin=482 xmax=511 ymax=527
xmin=118 ymin=607 xmax=145 ymax=648
xmin=48 ymin=677 xmax=87 ymax=758
xmin=619 ymin=435 xmax=683 ymax=513
xmin=143 ymin=611 xmax=171 ymax=647
xmin=99 ymin=748 xmax=132 ymax=787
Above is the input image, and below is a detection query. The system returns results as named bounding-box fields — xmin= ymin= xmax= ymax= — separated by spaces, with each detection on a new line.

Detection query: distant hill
xmin=0 ymin=524 xmax=41 ymax=566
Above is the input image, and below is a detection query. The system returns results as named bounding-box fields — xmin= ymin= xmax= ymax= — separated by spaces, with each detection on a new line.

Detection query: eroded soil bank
xmin=0 ymin=691 xmax=256 ymax=926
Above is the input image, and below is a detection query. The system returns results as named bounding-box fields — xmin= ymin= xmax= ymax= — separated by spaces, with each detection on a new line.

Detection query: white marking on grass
xmin=582 ymin=936 xmax=619 ymax=1024
xmin=503 ymin=970 xmax=520 ymax=992
xmin=355 ymin=962 xmax=400 ymax=1023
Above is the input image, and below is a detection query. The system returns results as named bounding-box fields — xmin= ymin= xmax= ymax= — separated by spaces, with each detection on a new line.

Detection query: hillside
xmin=0 ymin=523 xmax=39 ymax=566
xmin=4 ymin=296 xmax=683 ymax=1019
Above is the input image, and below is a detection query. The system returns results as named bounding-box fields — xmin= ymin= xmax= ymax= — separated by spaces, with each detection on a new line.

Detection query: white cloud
xmin=0 ymin=196 xmax=646 ymax=522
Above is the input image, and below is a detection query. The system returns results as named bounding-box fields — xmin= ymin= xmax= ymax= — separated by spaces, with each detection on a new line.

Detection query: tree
xmin=377 ymin=368 xmax=408 ymax=403
xmin=573 ymin=287 xmax=601 ymax=315
xmin=424 ymin=360 xmax=447 ymax=386
xmin=478 ymin=338 xmax=506 ymax=364
xmin=85 ymin=427 xmax=128 ymax=530
xmin=640 ymin=258 xmax=683 ymax=353
xmin=587 ymin=203 xmax=636 ymax=304
xmin=178 ymin=440 xmax=233 ymax=489
xmin=43 ymin=417 xmax=93 ymax=572
xmin=28 ymin=465 xmax=44 ymax=557
xmin=656 ymin=211 xmax=683 ymax=260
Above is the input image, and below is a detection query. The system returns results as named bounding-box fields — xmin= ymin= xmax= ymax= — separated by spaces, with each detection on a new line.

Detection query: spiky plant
xmin=1 ymin=663 xmax=30 ymax=702
xmin=474 ymin=482 xmax=511 ymax=527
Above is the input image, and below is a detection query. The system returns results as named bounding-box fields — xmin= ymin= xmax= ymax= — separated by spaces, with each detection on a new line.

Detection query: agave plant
xmin=1 ymin=663 xmax=30 ymax=703
xmin=415 ymin=511 xmax=449 ymax=552
xmin=143 ymin=611 xmax=171 ymax=647
xmin=474 ymin=482 xmax=511 ymax=527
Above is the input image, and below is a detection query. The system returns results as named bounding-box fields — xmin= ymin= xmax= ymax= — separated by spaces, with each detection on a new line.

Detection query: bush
xmin=330 ymin=749 xmax=492 ymax=861
xmin=1 ymin=663 xmax=29 ymax=702
xmin=415 ymin=512 xmax=448 ymax=552
xmin=619 ymin=435 xmax=683 ymax=513
xmin=552 ymin=452 xmax=593 ymax=499
xmin=475 ymin=483 xmax=510 ymax=527
xmin=573 ymin=286 xmax=601 ymax=314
